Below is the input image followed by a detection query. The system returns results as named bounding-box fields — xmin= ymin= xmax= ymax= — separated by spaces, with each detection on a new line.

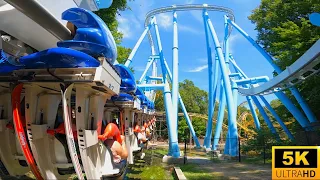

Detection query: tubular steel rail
xmin=144 ymin=4 xmax=235 ymax=52
xmin=238 ymin=40 xmax=320 ymax=95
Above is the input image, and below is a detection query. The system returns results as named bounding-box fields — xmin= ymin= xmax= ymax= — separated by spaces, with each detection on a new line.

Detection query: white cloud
xmin=156 ymin=13 xmax=202 ymax=34
xmin=156 ymin=13 xmax=172 ymax=30
xmin=117 ymin=16 xmax=131 ymax=38
xmin=117 ymin=15 xmax=141 ymax=39
xmin=189 ymin=10 xmax=202 ymax=23
xmin=187 ymin=65 xmax=208 ymax=72
xmin=198 ymin=58 xmax=208 ymax=63
xmin=134 ymin=0 xmax=155 ymax=21
xmin=228 ymin=33 xmax=242 ymax=53
xmin=179 ymin=24 xmax=202 ymax=34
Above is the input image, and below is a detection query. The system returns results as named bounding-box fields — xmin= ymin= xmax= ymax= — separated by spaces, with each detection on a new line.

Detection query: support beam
xmin=137 ymin=84 xmax=165 ymax=91
xmin=259 ymin=96 xmax=294 ymax=140
xmin=202 ymin=9 xmax=215 ymax=149
xmin=227 ymin=18 xmax=317 ymax=124
xmin=205 ymin=11 xmax=238 ymax=156
xmin=246 ymin=96 xmax=261 ymax=130
xmin=153 ymin=17 xmax=180 ymax=157
xmin=212 ymin=81 xmax=226 ymax=150
xmin=172 ymin=11 xmax=179 ymax=133
xmin=163 ymin=60 xmax=201 ymax=147
xmin=251 ymin=96 xmax=280 ymax=141
xmin=146 ymin=76 xmax=163 ymax=81
xmin=230 ymin=57 xmax=308 ymax=130
xmin=125 ymin=19 xmax=154 ymax=67
xmin=139 ymin=57 xmax=156 ymax=84
xmin=234 ymin=76 xmax=269 ymax=86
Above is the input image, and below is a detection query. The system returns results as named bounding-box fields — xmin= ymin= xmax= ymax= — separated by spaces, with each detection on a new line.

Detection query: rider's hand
xmin=120 ymin=135 xmax=125 ymax=142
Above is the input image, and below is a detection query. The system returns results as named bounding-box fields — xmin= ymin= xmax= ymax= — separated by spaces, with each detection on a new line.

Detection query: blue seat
xmin=135 ymin=87 xmax=146 ymax=102
xmin=19 ymin=47 xmax=99 ymax=69
xmin=150 ymin=102 xmax=155 ymax=110
xmin=114 ymin=64 xmax=136 ymax=94
xmin=57 ymin=8 xmax=117 ymax=64
xmin=111 ymin=93 xmax=134 ymax=102
xmin=142 ymin=97 xmax=149 ymax=106
xmin=147 ymin=100 xmax=152 ymax=110
xmin=0 ymin=50 xmax=24 ymax=74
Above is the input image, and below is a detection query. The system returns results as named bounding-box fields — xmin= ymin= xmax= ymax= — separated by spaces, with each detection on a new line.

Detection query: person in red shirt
xmin=47 ymin=108 xmax=79 ymax=163
xmin=99 ymin=123 xmax=128 ymax=169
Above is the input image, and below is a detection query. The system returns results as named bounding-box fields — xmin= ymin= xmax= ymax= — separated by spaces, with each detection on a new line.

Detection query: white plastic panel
xmin=30 ymin=124 xmax=48 ymax=140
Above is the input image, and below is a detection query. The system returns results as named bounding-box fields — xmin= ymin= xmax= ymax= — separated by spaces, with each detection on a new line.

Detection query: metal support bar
xmin=234 ymin=76 xmax=269 ymax=86
xmin=125 ymin=19 xmax=154 ymax=67
xmin=227 ymin=18 xmax=317 ymax=124
xmin=212 ymin=81 xmax=226 ymax=150
xmin=153 ymin=17 xmax=180 ymax=157
xmin=205 ymin=11 xmax=238 ymax=156
xmin=139 ymin=57 xmax=156 ymax=84
xmin=203 ymin=9 xmax=215 ymax=149
xmin=251 ymin=96 xmax=280 ymax=141
xmin=172 ymin=11 xmax=179 ymax=134
xmin=259 ymin=96 xmax=294 ymax=140
xmin=229 ymin=57 xmax=310 ymax=129
xmin=163 ymin=60 xmax=200 ymax=147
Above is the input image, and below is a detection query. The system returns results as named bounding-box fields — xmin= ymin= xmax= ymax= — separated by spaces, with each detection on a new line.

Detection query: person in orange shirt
xmin=99 ymin=123 xmax=128 ymax=169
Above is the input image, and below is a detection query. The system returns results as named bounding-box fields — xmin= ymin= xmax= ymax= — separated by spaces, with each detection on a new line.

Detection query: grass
xmin=178 ymin=164 xmax=229 ymax=180
xmin=140 ymin=166 xmax=173 ymax=180
xmin=152 ymin=148 xmax=168 ymax=156
xmin=125 ymin=148 xmax=174 ymax=180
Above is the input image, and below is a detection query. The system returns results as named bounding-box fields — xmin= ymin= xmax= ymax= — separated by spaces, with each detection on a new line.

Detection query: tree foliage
xmin=249 ymin=0 xmax=320 ymax=120
xmin=154 ymin=79 xmax=208 ymax=114
xmin=95 ymin=0 xmax=132 ymax=64
xmin=154 ymin=79 xmax=209 ymax=141
xmin=249 ymin=0 xmax=320 ymax=68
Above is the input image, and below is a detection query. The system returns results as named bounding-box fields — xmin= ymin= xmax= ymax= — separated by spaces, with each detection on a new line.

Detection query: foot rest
xmin=54 ymin=163 xmax=74 ymax=168
xmin=14 ymin=154 xmax=26 ymax=160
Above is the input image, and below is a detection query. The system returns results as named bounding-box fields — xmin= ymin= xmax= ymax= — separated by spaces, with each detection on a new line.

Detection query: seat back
xmin=57 ymin=8 xmax=117 ymax=64
xmin=100 ymin=143 xmax=120 ymax=175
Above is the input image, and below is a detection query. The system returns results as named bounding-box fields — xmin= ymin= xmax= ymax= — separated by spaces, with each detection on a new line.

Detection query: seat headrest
xmin=98 ymin=123 xmax=122 ymax=144
xmin=114 ymin=64 xmax=137 ymax=93
xmin=58 ymin=8 xmax=117 ymax=64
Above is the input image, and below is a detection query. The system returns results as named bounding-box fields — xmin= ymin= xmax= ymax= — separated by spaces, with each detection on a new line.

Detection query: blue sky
xmin=116 ymin=0 xmax=276 ymax=105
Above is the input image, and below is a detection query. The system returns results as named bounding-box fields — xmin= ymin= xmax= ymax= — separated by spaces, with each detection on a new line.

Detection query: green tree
xmin=154 ymin=79 xmax=208 ymax=114
xmin=154 ymin=90 xmax=165 ymax=111
xmin=248 ymin=0 xmax=320 ymax=121
xmin=95 ymin=0 xmax=132 ymax=64
xmin=179 ymin=80 xmax=208 ymax=114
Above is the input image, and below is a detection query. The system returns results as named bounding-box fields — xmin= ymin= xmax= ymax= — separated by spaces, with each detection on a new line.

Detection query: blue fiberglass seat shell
xmin=150 ymin=102 xmax=155 ymax=110
xmin=19 ymin=47 xmax=99 ymax=69
xmin=114 ymin=64 xmax=136 ymax=94
xmin=0 ymin=50 xmax=24 ymax=74
xmin=57 ymin=8 xmax=117 ymax=64
xmin=111 ymin=93 xmax=134 ymax=102
xmin=141 ymin=97 xmax=149 ymax=106
xmin=135 ymin=87 xmax=146 ymax=103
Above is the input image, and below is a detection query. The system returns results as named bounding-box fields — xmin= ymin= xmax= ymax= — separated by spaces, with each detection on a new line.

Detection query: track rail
xmin=238 ymin=40 xmax=320 ymax=95
xmin=144 ymin=4 xmax=235 ymax=52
